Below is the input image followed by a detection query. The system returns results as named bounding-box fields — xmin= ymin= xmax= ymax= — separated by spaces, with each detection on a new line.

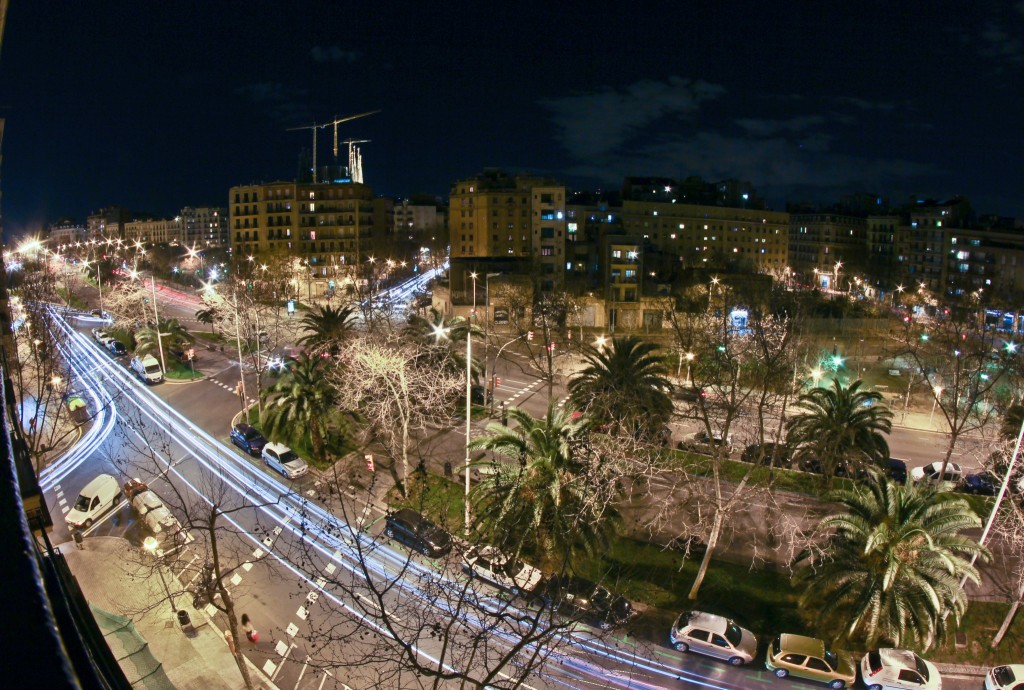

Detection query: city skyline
xmin=2 ymin=1 xmax=1023 ymax=237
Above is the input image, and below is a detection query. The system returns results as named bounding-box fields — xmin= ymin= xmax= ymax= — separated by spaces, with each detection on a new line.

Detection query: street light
xmin=708 ymin=276 xmax=720 ymax=310
xmin=811 ymin=368 xmax=822 ymax=387
xmin=203 ymin=281 xmax=250 ymax=423
xmin=143 ymin=536 xmax=177 ymax=614
xmin=464 ymin=272 xmax=478 ymax=536
xmin=677 ymin=351 xmax=695 ymax=384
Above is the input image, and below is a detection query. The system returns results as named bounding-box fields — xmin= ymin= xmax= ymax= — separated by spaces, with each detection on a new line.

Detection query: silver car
xmin=669 ymin=610 xmax=758 ymax=666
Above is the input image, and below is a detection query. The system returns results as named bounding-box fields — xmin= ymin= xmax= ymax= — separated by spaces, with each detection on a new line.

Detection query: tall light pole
xmin=465 ymin=272 xmax=477 ymax=535
xmin=708 ymin=276 xmax=720 ymax=310
xmin=150 ymin=276 xmax=167 ymax=375
xmin=929 ymin=386 xmax=943 ymax=428
xmin=204 ymin=281 xmax=249 ymax=423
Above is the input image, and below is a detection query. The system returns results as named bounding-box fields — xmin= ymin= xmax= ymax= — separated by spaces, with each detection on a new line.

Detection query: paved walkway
xmin=62 ymin=536 xmax=276 ymax=690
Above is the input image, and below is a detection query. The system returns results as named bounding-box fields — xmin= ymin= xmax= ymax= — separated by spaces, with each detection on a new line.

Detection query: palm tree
xmin=786 ymin=379 xmax=892 ymax=480
xmin=135 ymin=317 xmax=195 ymax=361
xmin=567 ymin=335 xmax=673 ymax=440
xmin=794 ymin=471 xmax=987 ymax=649
xmin=298 ymin=304 xmax=357 ymax=356
xmin=403 ymin=308 xmax=483 ymax=381
xmin=195 ymin=307 xmax=218 ymax=334
xmin=469 ymin=406 xmax=618 ymax=563
xmin=262 ymin=354 xmax=338 ymax=463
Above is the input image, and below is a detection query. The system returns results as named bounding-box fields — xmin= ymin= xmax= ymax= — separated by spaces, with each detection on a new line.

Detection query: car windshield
xmin=994 ymin=666 xmax=1016 ymax=685
xmin=822 ymin=650 xmax=838 ymax=671
xmin=146 ymin=364 xmax=161 ymax=374
xmin=501 ymin=559 xmax=524 ymax=577
xmin=725 ymin=623 xmax=743 ymax=647
xmin=243 ymin=428 xmax=261 ymax=441
xmin=280 ymin=450 xmax=300 ymax=464
xmin=73 ymin=495 xmax=90 ymax=512
xmin=913 ymin=654 xmax=931 ymax=681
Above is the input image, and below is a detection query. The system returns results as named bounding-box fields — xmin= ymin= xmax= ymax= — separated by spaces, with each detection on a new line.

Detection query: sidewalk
xmin=61 ymin=536 xmax=274 ymax=690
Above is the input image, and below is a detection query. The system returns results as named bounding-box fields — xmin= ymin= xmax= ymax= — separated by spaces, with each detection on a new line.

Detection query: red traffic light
xmin=495 ymin=377 xmax=502 ymax=386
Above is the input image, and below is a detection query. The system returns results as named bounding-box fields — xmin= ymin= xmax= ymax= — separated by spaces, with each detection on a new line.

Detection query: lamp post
xmin=708 ymin=276 xmax=720 ymax=310
xmin=204 ymin=281 xmax=249 ymax=423
xmin=150 ymin=276 xmax=168 ymax=375
xmin=143 ymin=536 xmax=177 ymax=613
xmin=811 ymin=368 xmax=822 ymax=388
xmin=464 ymin=272 xmax=478 ymax=535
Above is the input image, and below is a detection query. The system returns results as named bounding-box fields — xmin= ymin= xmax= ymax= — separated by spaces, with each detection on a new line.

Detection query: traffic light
xmin=527 ymin=330 xmax=534 ymax=341
xmin=548 ymin=342 xmax=556 ymax=352
xmin=365 ymin=454 xmax=375 ymax=472
xmin=495 ymin=377 xmax=502 ymax=386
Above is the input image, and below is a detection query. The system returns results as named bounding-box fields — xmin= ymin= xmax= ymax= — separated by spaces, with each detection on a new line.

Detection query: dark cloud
xmin=309 ymin=46 xmax=361 ymax=64
xmin=546 ymin=78 xmax=937 ymax=204
xmin=735 ymin=115 xmax=826 ymax=137
xmin=234 ymin=82 xmax=311 ymax=124
xmin=539 ymin=77 xmax=726 ymax=159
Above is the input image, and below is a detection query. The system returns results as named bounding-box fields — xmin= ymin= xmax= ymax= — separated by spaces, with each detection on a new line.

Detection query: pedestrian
xmin=241 ymin=613 xmax=258 ymax=643
xmin=501 ymin=401 xmax=508 ymax=427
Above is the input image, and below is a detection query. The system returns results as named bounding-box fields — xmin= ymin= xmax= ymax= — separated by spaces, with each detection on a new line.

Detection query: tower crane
xmin=287 ymin=109 xmax=380 ymax=183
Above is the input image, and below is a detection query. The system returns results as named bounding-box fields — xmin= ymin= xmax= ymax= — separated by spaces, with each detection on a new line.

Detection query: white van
xmin=130 ymin=354 xmax=164 ymax=384
xmin=66 ymin=474 xmax=122 ymax=530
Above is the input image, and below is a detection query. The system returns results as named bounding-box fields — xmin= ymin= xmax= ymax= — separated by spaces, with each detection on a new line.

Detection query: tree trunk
xmin=992 ymin=580 xmax=1024 ymax=648
xmin=688 ymin=508 xmax=724 ymax=600
xmin=208 ymin=508 xmax=256 ymax=690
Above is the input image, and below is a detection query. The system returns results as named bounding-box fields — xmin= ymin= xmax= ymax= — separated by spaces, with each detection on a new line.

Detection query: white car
xmin=669 ymin=610 xmax=759 ymax=666
xmin=124 ymin=479 xmax=182 ymax=545
xmin=910 ymin=461 xmax=963 ymax=484
xmin=463 ymin=545 xmax=543 ymax=596
xmin=860 ymin=648 xmax=942 ymax=690
xmin=261 ymin=442 xmax=309 ymax=480
xmin=987 ymin=664 xmax=1024 ymax=690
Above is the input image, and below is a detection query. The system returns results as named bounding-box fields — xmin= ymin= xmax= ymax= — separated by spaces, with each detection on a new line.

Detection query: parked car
xmin=91 ymin=327 xmax=110 ymax=343
xmin=860 ymin=648 xmax=942 ymax=690
xmin=106 ymin=340 xmax=127 ymax=357
xmin=885 ymin=458 xmax=909 ymax=485
xmin=90 ymin=309 xmax=111 ymax=320
xmin=741 ymin=442 xmax=792 ymax=467
xmin=130 ymin=354 xmax=164 ymax=384
xmin=66 ymin=474 xmax=122 ymax=530
xmin=541 ymin=574 xmax=635 ymax=630
xmin=261 ymin=442 xmax=309 ymax=480
xmin=669 ymin=610 xmax=758 ymax=666
xmin=961 ymin=470 xmax=997 ymax=496
xmin=384 ymin=508 xmax=453 ymax=557
xmin=765 ymin=633 xmax=856 ymax=689
xmin=463 ymin=545 xmax=543 ymax=596
xmin=798 ymin=455 xmax=852 ymax=477
xmin=123 ymin=478 xmax=183 ymax=547
xmin=987 ymin=664 xmax=1024 ymax=690
xmin=673 ymin=385 xmax=707 ymax=402
xmin=678 ymin=430 xmax=732 ymax=455
xmin=910 ymin=461 xmax=964 ymax=484
xmin=230 ymin=423 xmax=267 ymax=457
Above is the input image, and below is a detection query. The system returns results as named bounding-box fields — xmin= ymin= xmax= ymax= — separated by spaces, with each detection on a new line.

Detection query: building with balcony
xmin=788 ymin=211 xmax=867 ymax=290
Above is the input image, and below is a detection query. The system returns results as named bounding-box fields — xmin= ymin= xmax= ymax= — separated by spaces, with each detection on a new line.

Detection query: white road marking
xmin=253 ymin=547 xmax=265 ymax=559
xmin=230 ymin=573 xmax=242 ymax=586
xmin=325 ymin=563 xmax=336 ymax=575
xmin=262 ymin=659 xmax=277 ymax=676
xmin=296 ymin=606 xmax=308 ymax=620
xmin=286 ymin=622 xmax=299 ymax=638
xmin=242 ymin=561 xmax=254 ymax=572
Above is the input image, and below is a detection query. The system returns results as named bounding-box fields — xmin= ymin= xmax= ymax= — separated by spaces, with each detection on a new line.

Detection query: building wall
xmin=181 ymin=207 xmax=227 ymax=248
xmin=620 ymin=200 xmax=788 ymax=272
xmin=531 ymin=186 xmax=567 ymax=293
xmin=788 ymin=213 xmax=867 ymax=289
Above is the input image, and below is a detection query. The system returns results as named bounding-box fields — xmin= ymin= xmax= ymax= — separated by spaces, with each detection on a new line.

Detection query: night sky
xmin=1 ymin=1 xmax=1022 ymax=237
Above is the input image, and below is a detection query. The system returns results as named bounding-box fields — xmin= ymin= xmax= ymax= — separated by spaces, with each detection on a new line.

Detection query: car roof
xmin=877 ymin=648 xmax=921 ymax=671
xmin=392 ymin=508 xmax=428 ymax=525
xmin=264 ymin=441 xmax=290 ymax=454
xmin=683 ymin=611 xmax=729 ymax=634
xmin=778 ymin=633 xmax=825 ymax=657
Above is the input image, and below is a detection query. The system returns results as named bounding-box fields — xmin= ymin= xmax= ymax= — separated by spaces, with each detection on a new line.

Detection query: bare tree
xmin=892 ymin=301 xmax=1011 ymax=476
xmin=332 ymin=334 xmax=464 ymax=496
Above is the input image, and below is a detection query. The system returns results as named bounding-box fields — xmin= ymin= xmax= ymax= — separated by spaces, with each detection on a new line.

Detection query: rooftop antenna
xmin=287 ymin=109 xmax=380 ymax=183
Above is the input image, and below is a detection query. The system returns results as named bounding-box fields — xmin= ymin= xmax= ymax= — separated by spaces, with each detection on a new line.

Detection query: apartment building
xmin=181 ymin=207 xmax=227 ymax=248
xmin=788 ymin=211 xmax=868 ymax=290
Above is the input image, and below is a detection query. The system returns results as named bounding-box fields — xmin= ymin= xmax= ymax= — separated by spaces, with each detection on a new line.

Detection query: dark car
xmin=384 ymin=508 xmax=453 ymax=557
xmin=106 ymin=340 xmax=127 ymax=357
xmin=798 ymin=455 xmax=851 ymax=477
xmin=961 ymin=470 xmax=997 ymax=496
xmin=885 ymin=458 xmax=908 ymax=485
xmin=673 ymin=385 xmax=707 ymax=403
xmin=740 ymin=443 xmax=792 ymax=468
xmin=541 ymin=574 xmax=635 ymax=630
xmin=230 ymin=423 xmax=267 ymax=457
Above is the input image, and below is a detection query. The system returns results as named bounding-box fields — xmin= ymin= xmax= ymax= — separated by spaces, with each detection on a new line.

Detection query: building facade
xmin=788 ymin=212 xmax=868 ymax=290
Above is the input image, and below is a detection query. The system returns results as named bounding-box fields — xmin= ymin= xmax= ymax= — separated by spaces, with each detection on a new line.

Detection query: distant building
xmin=47 ymin=219 xmax=86 ymax=247
xmin=392 ymin=196 xmax=448 ymax=267
xmin=228 ymin=180 xmax=386 ymax=299
xmin=124 ymin=217 xmax=181 ymax=245
xmin=180 ymin=207 xmax=227 ymax=248
xmin=86 ymin=206 xmax=132 ymax=240
xmin=788 ymin=212 xmax=867 ymax=290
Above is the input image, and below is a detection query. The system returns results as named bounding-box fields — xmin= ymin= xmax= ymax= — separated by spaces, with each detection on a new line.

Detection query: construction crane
xmin=287 ymin=109 xmax=380 ymax=183
xmin=342 ymin=139 xmax=370 ymax=184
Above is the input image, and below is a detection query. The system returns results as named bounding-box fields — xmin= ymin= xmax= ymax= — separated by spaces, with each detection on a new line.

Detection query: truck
xmin=130 ymin=354 xmax=164 ymax=384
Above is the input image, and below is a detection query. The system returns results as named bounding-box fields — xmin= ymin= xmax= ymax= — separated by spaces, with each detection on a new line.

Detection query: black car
xmin=384 ymin=508 xmax=453 ymax=557
xmin=885 ymin=458 xmax=908 ymax=484
xmin=673 ymin=385 xmax=707 ymax=402
xmin=106 ymin=340 xmax=127 ymax=357
xmin=230 ymin=423 xmax=267 ymax=457
xmin=961 ymin=470 xmax=997 ymax=496
xmin=541 ymin=574 xmax=635 ymax=630
xmin=740 ymin=443 xmax=792 ymax=468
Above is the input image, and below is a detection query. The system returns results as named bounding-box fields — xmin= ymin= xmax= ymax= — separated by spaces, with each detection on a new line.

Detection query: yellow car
xmin=765 ymin=634 xmax=857 ymax=689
